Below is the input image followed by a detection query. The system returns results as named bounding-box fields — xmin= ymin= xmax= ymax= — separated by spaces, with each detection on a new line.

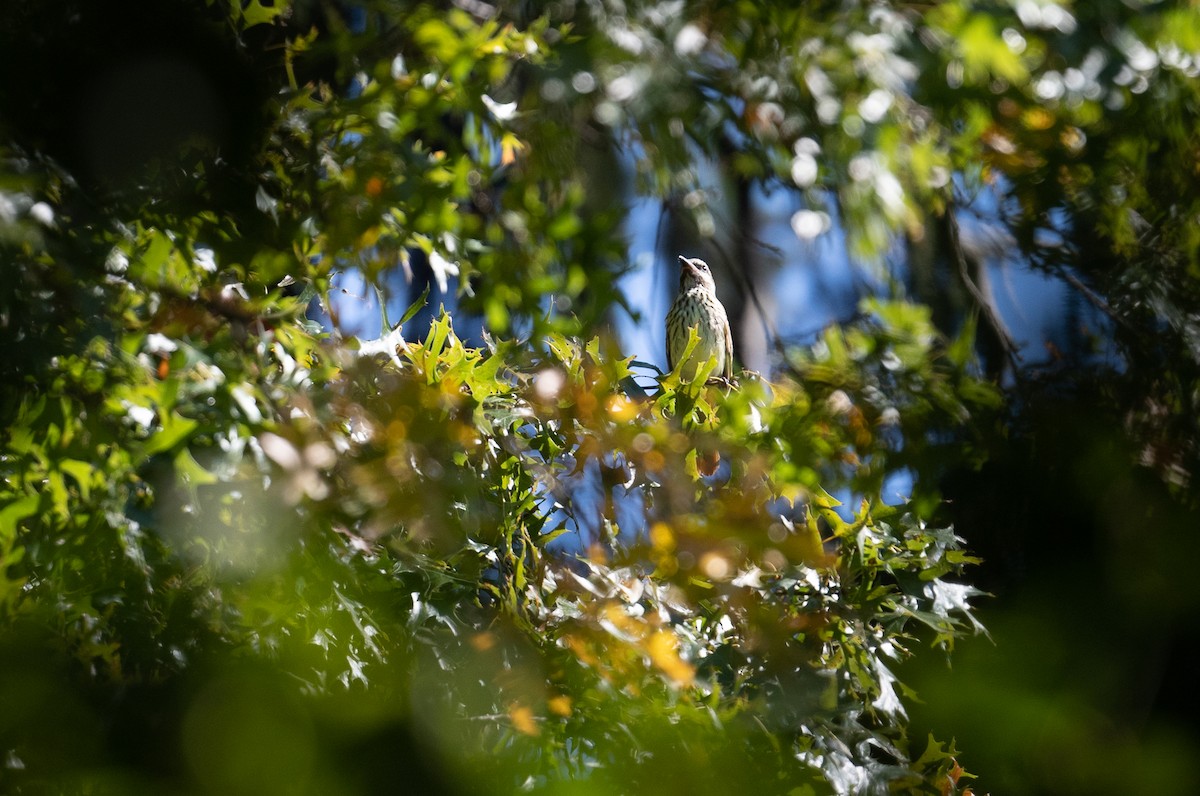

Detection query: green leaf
xmin=425 ymin=311 xmax=453 ymax=361
xmin=59 ymin=459 xmax=95 ymax=502
xmin=400 ymin=282 xmax=432 ymax=327
xmin=143 ymin=413 xmax=200 ymax=457
xmin=240 ymin=0 xmax=285 ymax=28
xmin=0 ymin=493 xmax=39 ymax=544
xmin=174 ymin=448 xmax=219 ymax=489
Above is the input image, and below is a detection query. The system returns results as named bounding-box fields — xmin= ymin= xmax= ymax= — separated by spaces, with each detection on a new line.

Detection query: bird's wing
xmin=665 ymin=307 xmax=677 ymax=373
xmin=723 ymin=307 xmax=734 ymax=380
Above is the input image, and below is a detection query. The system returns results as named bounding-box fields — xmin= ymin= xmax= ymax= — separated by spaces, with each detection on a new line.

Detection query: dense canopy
xmin=3 ymin=1 xmax=1199 ymax=793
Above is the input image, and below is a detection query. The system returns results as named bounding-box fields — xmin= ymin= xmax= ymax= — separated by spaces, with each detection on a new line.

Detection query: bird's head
xmin=678 ymin=255 xmax=717 ymax=293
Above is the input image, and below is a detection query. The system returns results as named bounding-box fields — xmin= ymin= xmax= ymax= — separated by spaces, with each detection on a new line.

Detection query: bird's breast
xmin=666 ymin=288 xmax=729 ymax=377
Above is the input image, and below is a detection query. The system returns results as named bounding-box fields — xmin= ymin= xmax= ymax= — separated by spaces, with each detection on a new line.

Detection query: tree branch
xmin=945 ymin=206 xmax=1022 ymax=377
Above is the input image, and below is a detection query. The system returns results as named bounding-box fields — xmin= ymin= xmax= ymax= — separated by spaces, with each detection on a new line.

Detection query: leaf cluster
xmin=27 ymin=0 xmax=1200 ymax=793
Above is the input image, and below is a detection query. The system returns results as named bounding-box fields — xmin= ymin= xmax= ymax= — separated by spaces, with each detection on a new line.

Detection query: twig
xmin=1057 ymin=266 xmax=1125 ymax=328
xmin=702 ymin=227 xmax=789 ymax=365
xmin=945 ymin=207 xmax=1023 ymax=376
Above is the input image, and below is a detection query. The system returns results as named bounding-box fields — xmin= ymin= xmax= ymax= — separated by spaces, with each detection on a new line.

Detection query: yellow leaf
xmin=1022 ymin=107 xmax=1055 ymax=131
xmin=500 ymin=133 xmax=526 ymax=165
xmin=564 ymin=634 xmax=598 ymax=667
xmin=509 ymin=704 xmax=539 ymax=736
xmin=797 ymin=509 xmax=827 ymax=566
xmin=469 ymin=632 xmax=496 ymax=651
xmin=645 ymin=630 xmax=695 ymax=686
xmin=605 ymin=394 xmax=637 ymax=422
xmin=547 ymin=694 xmax=572 ymax=717
xmin=649 ymin=522 xmax=675 ymax=552
xmin=357 ymin=225 xmax=383 ymax=249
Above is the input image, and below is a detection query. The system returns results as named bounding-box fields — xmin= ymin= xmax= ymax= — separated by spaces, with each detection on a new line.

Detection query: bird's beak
xmin=678 ymin=255 xmax=698 ymax=276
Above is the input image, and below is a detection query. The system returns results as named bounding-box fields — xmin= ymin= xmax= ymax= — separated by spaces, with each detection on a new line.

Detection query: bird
xmin=666 ymin=255 xmax=734 ymax=384
xmin=666 ymin=255 xmax=734 ymax=477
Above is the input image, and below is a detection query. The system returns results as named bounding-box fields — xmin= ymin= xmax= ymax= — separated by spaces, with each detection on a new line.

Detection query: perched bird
xmin=666 ymin=255 xmax=734 ymax=383
xmin=666 ymin=255 xmax=734 ymax=477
